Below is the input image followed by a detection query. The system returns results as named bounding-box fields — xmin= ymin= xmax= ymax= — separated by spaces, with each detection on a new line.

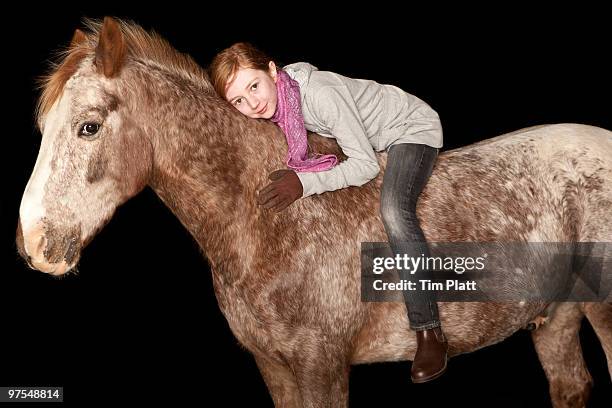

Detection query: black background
xmin=2 ymin=3 xmax=610 ymax=407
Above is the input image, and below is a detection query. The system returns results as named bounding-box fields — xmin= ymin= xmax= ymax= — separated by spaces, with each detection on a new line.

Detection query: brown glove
xmin=257 ymin=169 xmax=303 ymax=212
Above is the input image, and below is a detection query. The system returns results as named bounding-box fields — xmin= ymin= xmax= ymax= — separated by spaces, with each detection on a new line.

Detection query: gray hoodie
xmin=283 ymin=62 xmax=443 ymax=198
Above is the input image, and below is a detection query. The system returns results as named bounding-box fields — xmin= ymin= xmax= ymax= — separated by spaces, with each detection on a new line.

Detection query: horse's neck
xmin=134 ymin=68 xmax=283 ymax=260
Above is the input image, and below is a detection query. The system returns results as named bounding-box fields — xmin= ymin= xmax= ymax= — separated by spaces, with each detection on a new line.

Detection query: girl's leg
xmin=381 ymin=143 xmax=439 ymax=328
xmin=380 ymin=142 xmax=448 ymax=382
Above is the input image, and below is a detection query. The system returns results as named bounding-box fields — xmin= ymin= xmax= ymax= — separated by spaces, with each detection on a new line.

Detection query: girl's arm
xmin=297 ymin=85 xmax=380 ymax=197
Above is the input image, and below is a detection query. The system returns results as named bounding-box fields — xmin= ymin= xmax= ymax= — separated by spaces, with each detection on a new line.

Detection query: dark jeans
xmin=380 ymin=143 xmax=440 ymax=330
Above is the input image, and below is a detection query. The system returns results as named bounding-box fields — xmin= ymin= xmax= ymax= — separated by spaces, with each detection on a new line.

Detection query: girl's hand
xmin=257 ymin=170 xmax=303 ymax=212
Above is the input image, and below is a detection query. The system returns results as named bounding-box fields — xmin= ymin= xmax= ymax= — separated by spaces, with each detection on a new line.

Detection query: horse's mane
xmin=36 ymin=17 xmax=213 ymax=128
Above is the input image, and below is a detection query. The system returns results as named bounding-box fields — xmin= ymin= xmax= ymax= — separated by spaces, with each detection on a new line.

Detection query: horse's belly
xmin=351 ymin=301 xmax=545 ymax=364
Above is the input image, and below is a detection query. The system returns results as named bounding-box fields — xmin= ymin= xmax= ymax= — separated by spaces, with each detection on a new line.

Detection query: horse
xmin=16 ymin=17 xmax=612 ymax=407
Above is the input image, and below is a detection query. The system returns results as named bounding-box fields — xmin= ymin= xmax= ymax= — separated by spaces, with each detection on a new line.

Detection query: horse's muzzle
xmin=16 ymin=217 xmax=79 ymax=276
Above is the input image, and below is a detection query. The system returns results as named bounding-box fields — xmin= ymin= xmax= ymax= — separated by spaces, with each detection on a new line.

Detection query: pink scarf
xmin=270 ymin=70 xmax=337 ymax=172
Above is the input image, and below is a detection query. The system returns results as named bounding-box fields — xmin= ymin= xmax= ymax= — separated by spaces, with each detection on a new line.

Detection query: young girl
xmin=209 ymin=43 xmax=448 ymax=383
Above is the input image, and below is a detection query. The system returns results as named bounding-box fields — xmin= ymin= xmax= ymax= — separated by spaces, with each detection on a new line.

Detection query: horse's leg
xmin=294 ymin=360 xmax=350 ymax=408
xmin=531 ymin=302 xmax=592 ymax=408
xmin=582 ymin=302 xmax=612 ymax=377
xmin=290 ymin=337 xmax=350 ymax=408
xmin=254 ymin=354 xmax=302 ymax=408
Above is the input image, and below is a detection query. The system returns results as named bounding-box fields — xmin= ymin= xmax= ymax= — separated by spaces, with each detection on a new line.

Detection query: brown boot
xmin=411 ymin=326 xmax=448 ymax=383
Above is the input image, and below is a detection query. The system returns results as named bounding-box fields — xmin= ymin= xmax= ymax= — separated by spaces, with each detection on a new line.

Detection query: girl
xmin=209 ymin=43 xmax=448 ymax=383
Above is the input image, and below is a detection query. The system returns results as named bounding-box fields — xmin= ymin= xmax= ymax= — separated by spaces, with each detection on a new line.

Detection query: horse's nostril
xmin=64 ymin=237 xmax=79 ymax=264
xmin=36 ymin=235 xmax=47 ymax=253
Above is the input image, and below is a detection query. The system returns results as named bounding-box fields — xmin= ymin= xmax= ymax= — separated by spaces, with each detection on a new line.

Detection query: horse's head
xmin=17 ymin=17 xmax=152 ymax=275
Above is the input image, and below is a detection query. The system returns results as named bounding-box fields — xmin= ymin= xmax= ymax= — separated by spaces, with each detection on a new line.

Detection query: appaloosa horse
xmin=16 ymin=17 xmax=612 ymax=407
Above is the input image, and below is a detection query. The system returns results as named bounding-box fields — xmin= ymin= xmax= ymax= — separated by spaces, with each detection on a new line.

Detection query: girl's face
xmin=225 ymin=61 xmax=278 ymax=119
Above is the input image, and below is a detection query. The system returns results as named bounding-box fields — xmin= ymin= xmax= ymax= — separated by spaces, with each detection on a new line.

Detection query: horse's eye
xmin=79 ymin=123 xmax=100 ymax=138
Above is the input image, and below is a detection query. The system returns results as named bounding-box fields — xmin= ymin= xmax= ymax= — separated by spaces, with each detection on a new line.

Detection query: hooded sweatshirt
xmin=283 ymin=62 xmax=443 ymax=198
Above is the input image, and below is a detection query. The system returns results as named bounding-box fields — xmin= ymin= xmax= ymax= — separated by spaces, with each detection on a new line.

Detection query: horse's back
xmin=420 ymin=123 xmax=612 ymax=242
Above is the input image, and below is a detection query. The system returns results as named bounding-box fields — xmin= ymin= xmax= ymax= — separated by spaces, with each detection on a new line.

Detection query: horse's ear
xmin=94 ymin=17 xmax=126 ymax=78
xmin=70 ymin=29 xmax=87 ymax=48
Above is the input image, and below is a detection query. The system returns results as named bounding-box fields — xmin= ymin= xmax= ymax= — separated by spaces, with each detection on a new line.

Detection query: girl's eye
xmin=251 ymin=83 xmax=258 ymax=91
xmin=234 ymin=98 xmax=242 ymax=106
